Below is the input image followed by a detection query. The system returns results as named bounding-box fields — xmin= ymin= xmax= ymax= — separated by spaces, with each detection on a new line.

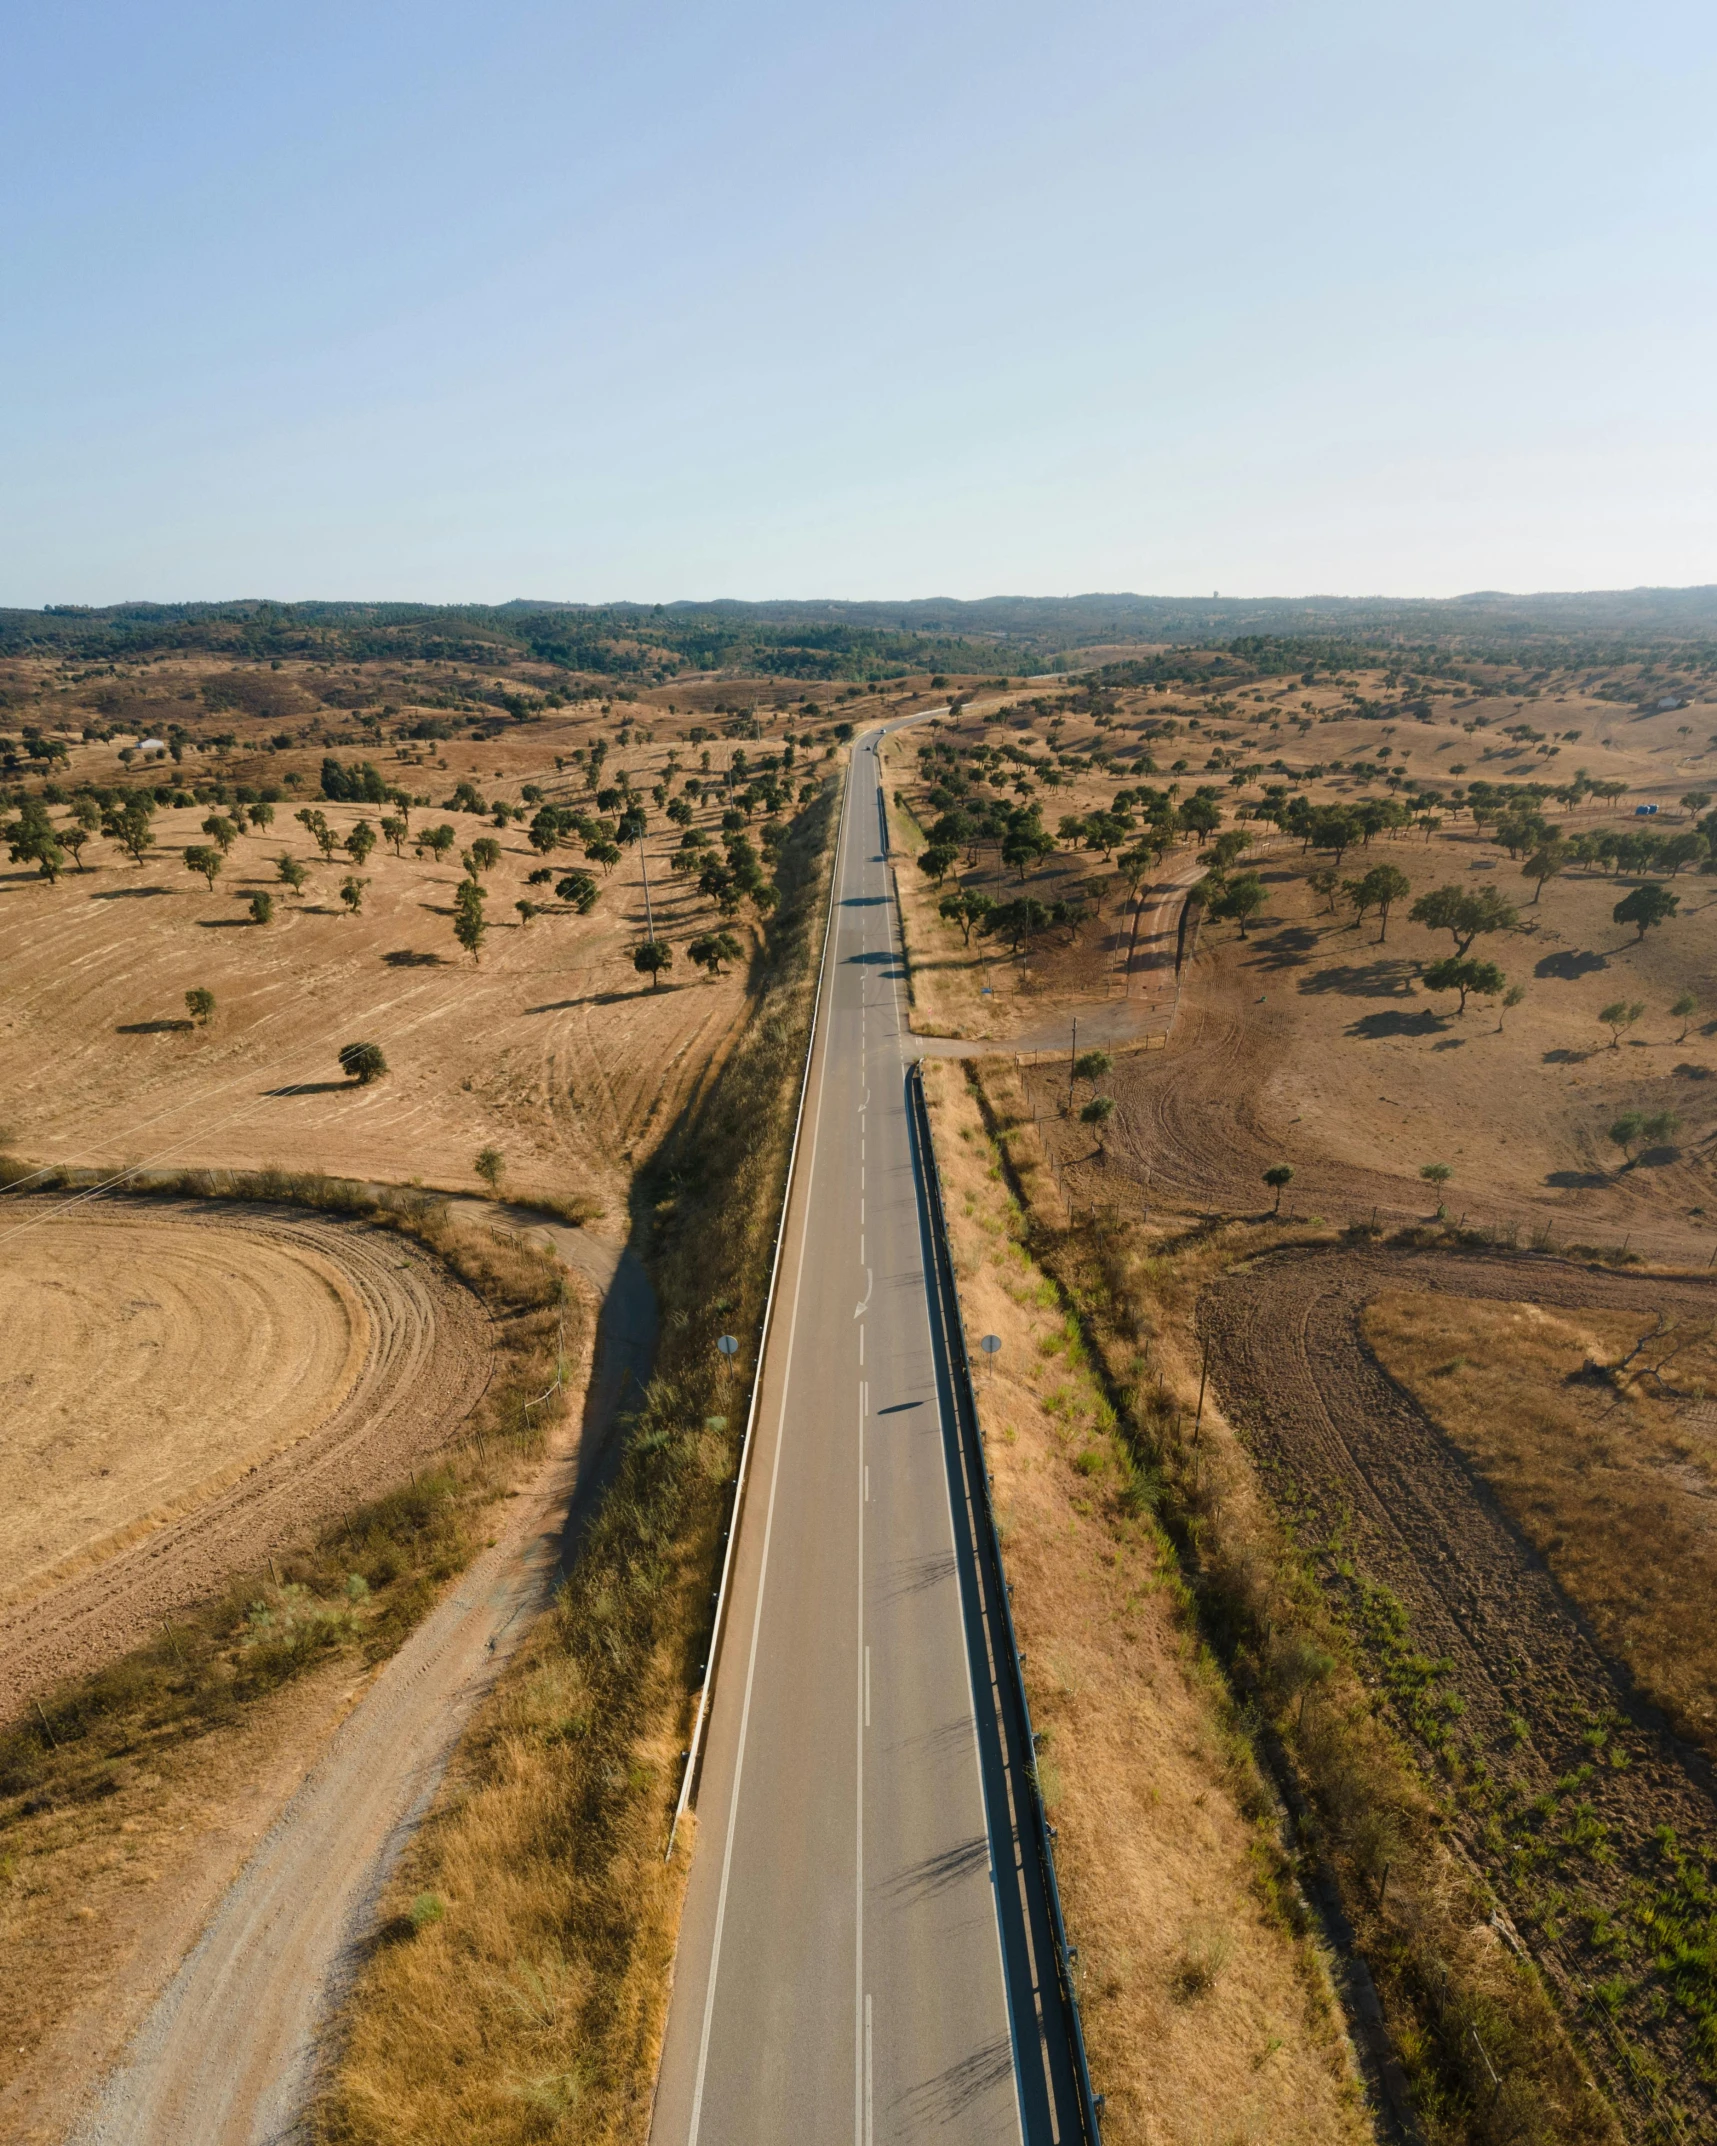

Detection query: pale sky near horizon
xmin=5 ymin=0 xmax=1714 ymax=609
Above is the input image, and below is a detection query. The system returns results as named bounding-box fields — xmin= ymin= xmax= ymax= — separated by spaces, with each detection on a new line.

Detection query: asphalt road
xmin=653 ymin=734 xmax=1032 ymax=2146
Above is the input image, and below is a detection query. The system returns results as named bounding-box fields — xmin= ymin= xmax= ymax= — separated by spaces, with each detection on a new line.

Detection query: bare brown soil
xmin=1364 ymin=1290 xmax=1717 ymax=1768
xmin=1200 ymin=1244 xmax=1717 ymax=2130
xmin=1 ymin=1212 xmax=368 ymax=1606
xmin=0 ymin=750 xmax=767 ymax=1220
xmin=0 ymin=1196 xmax=489 ymax=1710
xmin=1028 ymin=838 xmax=1717 ymax=1267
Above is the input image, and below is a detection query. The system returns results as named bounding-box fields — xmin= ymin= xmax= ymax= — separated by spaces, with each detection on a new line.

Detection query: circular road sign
xmin=979 ymin=1335 xmax=1002 ymax=1356
xmin=716 ymin=1334 xmax=739 ymax=1357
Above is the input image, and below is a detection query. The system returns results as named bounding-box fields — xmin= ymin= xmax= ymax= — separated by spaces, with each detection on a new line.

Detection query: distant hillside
xmin=5 ymin=585 xmax=1715 ymax=676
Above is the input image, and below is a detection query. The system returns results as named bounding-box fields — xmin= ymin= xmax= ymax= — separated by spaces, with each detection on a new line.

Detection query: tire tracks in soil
xmin=1201 ymin=1243 xmax=1717 ymax=2131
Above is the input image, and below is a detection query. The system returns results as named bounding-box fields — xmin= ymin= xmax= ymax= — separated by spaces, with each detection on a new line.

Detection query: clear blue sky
xmin=5 ymin=0 xmax=1714 ymax=607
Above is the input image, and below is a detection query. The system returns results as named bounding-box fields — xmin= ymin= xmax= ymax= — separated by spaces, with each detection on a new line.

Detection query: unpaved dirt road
xmin=1201 ymin=1242 xmax=1717 ymax=2130
xmin=0 ymin=1196 xmax=490 ymax=1712
xmin=60 ymin=1206 xmax=655 ymax=2146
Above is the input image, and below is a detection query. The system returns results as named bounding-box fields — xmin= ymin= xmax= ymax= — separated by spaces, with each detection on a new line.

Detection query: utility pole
xmin=1067 ymin=1017 xmax=1078 ymax=1111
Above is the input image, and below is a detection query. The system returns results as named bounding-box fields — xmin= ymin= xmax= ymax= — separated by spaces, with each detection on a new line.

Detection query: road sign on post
xmin=716 ymin=1334 xmax=739 ymax=1377
xmin=979 ymin=1333 xmax=1001 ymax=1383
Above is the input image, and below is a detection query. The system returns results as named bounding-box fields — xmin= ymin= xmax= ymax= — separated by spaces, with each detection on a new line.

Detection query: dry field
xmin=1019 ymin=833 xmax=1717 ymax=1265
xmin=0 ymin=1196 xmax=491 ymax=1705
xmin=0 ymin=728 xmax=821 ymax=1217
xmin=1364 ymin=1289 xmax=1717 ymax=1766
xmin=922 ymin=1057 xmax=1374 ymax=2146
xmin=2 ymin=1210 xmax=366 ymax=1604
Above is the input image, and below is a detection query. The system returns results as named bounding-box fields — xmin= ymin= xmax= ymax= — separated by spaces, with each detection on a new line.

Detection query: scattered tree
xmin=515 ymin=898 xmax=538 ymax=927
xmin=633 ymin=939 xmax=674 ymax=990
xmin=1409 ymin=883 xmax=1519 ymax=955
xmin=939 ymin=888 xmax=995 ymax=944
xmin=421 ymin=823 xmax=457 ymax=863
xmin=1210 ymin=871 xmax=1266 ymax=936
xmin=453 ymin=879 xmax=487 ymax=963
xmin=555 ymin=870 xmax=600 ymax=914
xmin=1599 ymin=998 xmax=1646 ymax=1048
xmin=249 ymin=890 xmax=274 ymax=926
xmin=1357 ymin=863 xmax=1411 ymax=940
xmin=1672 ymin=990 xmax=1698 ymax=1042
xmin=1420 ymin=1162 xmax=1453 ymax=1211
xmin=917 ymin=842 xmax=959 ymax=886
xmin=1613 ymin=881 xmax=1679 ymax=942
xmin=1422 ymin=955 xmax=1505 ymax=1015
xmin=688 ymin=930 xmax=743 ymax=977
xmin=277 ymin=853 xmax=309 ymax=898
xmin=469 ymin=835 xmax=502 ymax=876
xmin=184 ymin=844 xmax=222 ymax=890
xmin=1073 ymin=1048 xmax=1113 ymax=1092
xmin=346 ymin=820 xmax=377 ymax=868
xmin=340 ymin=874 xmax=368 ymax=915
xmin=201 ymin=813 xmax=240 ymax=854
xmin=1521 ymin=843 xmax=1566 ymax=904
xmin=1498 ymin=982 xmax=1526 ymax=1030
xmin=475 ymin=1146 xmax=505 ymax=1193
xmin=1263 ymin=1162 xmax=1294 ymax=1213
xmin=337 ymin=1041 xmax=388 ymax=1085
xmin=185 ymin=987 xmax=216 ymax=1026
xmin=380 ymin=815 xmax=409 ymax=856
xmin=1607 ymin=1112 xmax=1644 ymax=1165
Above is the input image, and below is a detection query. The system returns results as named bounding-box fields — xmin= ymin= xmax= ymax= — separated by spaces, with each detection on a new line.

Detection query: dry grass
xmin=310 ymin=781 xmax=840 ymax=2146
xmin=1364 ymin=1289 xmax=1717 ymax=1764
xmin=0 ymin=1189 xmax=576 ymax=2112
xmin=921 ymin=1054 xmax=1373 ymax=2146
xmin=959 ymin=1057 xmax=1622 ymax=2146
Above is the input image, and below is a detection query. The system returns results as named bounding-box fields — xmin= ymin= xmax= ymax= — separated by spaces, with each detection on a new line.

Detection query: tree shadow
xmin=197 ymin=917 xmax=254 ymax=928
xmin=1536 ymin=949 xmax=1609 ymax=980
xmin=1346 ymin=1008 xmax=1447 ymax=1039
xmin=1300 ymin=960 xmax=1416 ymax=999
xmin=116 ymin=1019 xmax=193 ymax=1034
xmin=1546 ymin=1169 xmax=1609 ymax=1189
xmin=842 ymin=894 xmax=886 ymax=907
xmin=1673 ymin=1062 xmax=1714 ymax=1081
xmin=1247 ymin=925 xmax=1319 ymax=971
xmin=91 ymin=885 xmax=172 ymax=899
xmin=1543 ymin=1047 xmax=1595 ymax=1064
xmin=262 ymin=1080 xmax=351 ymax=1097
xmin=1637 ymin=1145 xmax=1682 ymax=1168
xmin=1431 ymin=1036 xmax=1466 ymax=1050
xmin=382 ymin=948 xmax=446 ymax=967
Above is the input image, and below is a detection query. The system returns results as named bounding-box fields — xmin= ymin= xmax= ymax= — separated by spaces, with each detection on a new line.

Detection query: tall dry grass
xmin=922 ymin=1058 xmax=1373 ymax=2146
xmin=0 ymin=1191 xmax=575 ymax=2098
xmin=962 ymin=1056 xmax=1621 ymax=2146
xmin=311 ymin=779 xmax=841 ymax=2146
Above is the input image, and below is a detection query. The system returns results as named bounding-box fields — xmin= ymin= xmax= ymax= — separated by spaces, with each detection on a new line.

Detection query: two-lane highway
xmin=652 ymin=731 xmax=1025 ymax=2145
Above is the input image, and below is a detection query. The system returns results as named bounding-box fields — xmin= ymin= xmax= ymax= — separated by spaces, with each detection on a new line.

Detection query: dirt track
xmin=1201 ymin=1243 xmax=1717 ymax=2126
xmin=24 ymin=1206 xmax=655 ymax=2146
xmin=0 ymin=1194 xmax=490 ymax=1712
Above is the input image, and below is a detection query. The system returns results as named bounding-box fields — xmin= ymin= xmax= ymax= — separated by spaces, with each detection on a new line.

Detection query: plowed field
xmin=1201 ymin=1244 xmax=1717 ymax=2132
xmin=0 ymin=1195 xmax=489 ymax=1708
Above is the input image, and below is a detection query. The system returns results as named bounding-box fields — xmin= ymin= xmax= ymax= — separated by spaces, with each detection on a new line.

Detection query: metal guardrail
xmin=908 ymin=1059 xmax=1104 ymax=2146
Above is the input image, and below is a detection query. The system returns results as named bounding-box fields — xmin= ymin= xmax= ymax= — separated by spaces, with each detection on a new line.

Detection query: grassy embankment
xmin=951 ymin=1056 xmax=1620 ymax=2146
xmin=309 ymin=777 xmax=841 ymax=2146
xmin=0 ymin=1177 xmax=575 ymax=2091
xmin=920 ymin=1057 xmax=1373 ymax=2146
